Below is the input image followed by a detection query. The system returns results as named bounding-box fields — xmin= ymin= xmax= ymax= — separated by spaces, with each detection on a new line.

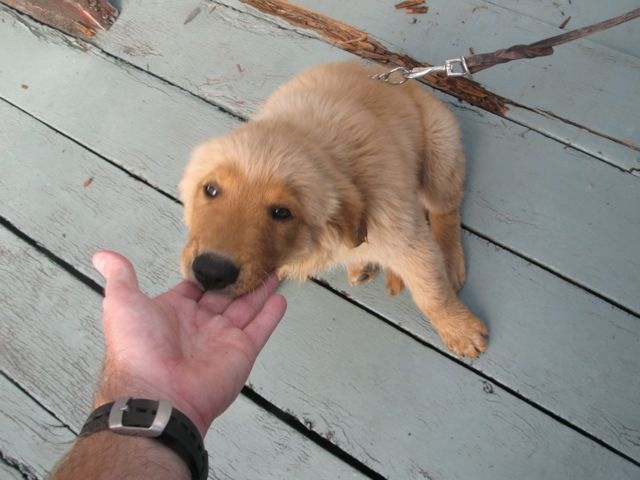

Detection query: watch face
xmin=108 ymin=397 xmax=172 ymax=438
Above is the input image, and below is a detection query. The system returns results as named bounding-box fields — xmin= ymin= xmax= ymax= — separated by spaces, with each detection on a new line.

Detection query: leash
xmin=372 ymin=7 xmax=640 ymax=84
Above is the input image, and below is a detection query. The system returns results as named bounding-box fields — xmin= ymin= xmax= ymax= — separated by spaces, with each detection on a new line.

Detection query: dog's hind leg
xmin=392 ymin=223 xmax=487 ymax=357
xmin=413 ymin=88 xmax=467 ymax=291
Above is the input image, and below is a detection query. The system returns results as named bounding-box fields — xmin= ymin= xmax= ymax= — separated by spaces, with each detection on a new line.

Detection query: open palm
xmin=92 ymin=251 xmax=287 ymax=436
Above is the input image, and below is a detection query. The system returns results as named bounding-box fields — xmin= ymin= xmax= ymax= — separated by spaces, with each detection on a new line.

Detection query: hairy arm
xmin=50 ymin=432 xmax=190 ymax=480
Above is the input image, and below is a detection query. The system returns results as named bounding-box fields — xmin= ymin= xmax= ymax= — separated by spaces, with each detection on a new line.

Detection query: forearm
xmin=49 ymin=431 xmax=190 ymax=480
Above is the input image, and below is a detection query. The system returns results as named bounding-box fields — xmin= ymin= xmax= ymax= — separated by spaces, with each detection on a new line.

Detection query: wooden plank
xmin=1 ymin=82 xmax=638 ymax=478
xmin=1 ymin=7 xmax=638 ymax=313
xmin=233 ymin=0 xmax=640 ymax=172
xmin=0 ymin=374 xmax=75 ymax=480
xmin=0 ymin=227 xmax=367 ymax=480
xmin=1 ymin=8 xmax=639 ymax=458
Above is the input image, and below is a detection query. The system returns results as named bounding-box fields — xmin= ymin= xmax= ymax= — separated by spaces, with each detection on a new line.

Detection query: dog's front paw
xmin=347 ymin=262 xmax=379 ymax=286
xmin=436 ymin=307 xmax=487 ymax=358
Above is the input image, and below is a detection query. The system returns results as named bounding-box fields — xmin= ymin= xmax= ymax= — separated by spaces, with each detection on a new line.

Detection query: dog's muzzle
xmin=192 ymin=253 xmax=240 ymax=290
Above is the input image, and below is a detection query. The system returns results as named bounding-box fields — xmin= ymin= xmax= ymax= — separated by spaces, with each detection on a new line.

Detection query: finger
xmin=157 ymin=280 xmax=204 ymax=303
xmin=198 ymin=290 xmax=234 ymax=314
xmin=92 ymin=250 xmax=140 ymax=299
xmin=223 ymin=274 xmax=280 ymax=329
xmin=243 ymin=294 xmax=287 ymax=351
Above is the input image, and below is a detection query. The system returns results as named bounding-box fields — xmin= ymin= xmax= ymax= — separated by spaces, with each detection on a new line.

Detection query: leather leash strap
xmin=464 ymin=7 xmax=640 ymax=74
xmin=372 ymin=7 xmax=640 ymax=84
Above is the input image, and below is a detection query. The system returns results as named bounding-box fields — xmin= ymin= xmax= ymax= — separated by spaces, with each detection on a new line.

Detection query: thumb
xmin=92 ymin=250 xmax=140 ymax=299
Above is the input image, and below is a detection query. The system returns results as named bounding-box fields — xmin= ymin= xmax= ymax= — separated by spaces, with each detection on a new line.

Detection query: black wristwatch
xmin=80 ymin=397 xmax=208 ymax=480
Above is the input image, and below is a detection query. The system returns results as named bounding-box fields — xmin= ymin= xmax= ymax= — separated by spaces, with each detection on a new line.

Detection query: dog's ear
xmin=330 ymin=185 xmax=367 ymax=248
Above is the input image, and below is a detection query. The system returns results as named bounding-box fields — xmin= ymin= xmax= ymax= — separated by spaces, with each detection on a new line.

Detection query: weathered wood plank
xmin=0 ymin=227 xmax=367 ymax=480
xmin=0 ymin=374 xmax=75 ymax=480
xmin=1 ymin=81 xmax=638 ymax=477
xmin=1 ymin=6 xmax=639 ymax=458
xmin=234 ymin=0 xmax=640 ymax=172
xmin=1 ymin=7 xmax=638 ymax=313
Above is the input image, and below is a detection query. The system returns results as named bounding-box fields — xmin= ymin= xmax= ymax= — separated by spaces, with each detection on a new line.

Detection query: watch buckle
xmin=108 ymin=397 xmax=172 ymax=438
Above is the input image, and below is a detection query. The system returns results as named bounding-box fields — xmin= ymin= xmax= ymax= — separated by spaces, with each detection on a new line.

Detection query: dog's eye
xmin=203 ymin=183 xmax=219 ymax=198
xmin=271 ymin=207 xmax=292 ymax=220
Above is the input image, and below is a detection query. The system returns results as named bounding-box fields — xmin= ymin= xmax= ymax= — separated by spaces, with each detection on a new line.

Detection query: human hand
xmin=92 ymin=251 xmax=287 ymax=436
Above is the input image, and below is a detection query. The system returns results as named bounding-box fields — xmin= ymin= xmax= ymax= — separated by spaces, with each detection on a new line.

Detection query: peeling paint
xmin=0 ymin=449 xmax=36 ymax=480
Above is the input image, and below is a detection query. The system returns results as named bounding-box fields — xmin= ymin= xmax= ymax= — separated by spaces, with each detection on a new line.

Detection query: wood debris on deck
xmin=1 ymin=0 xmax=639 ymax=479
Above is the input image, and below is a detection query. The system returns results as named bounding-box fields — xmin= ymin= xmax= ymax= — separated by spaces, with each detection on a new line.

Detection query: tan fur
xmin=180 ymin=61 xmax=487 ymax=357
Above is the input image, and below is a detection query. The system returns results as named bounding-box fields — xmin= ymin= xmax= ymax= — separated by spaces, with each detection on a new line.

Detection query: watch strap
xmin=80 ymin=398 xmax=208 ymax=480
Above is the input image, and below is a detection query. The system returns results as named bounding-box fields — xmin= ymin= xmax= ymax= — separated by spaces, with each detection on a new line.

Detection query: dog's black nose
xmin=192 ymin=254 xmax=240 ymax=290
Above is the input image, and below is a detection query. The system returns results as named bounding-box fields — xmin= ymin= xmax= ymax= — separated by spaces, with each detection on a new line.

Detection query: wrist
xmin=79 ymin=398 xmax=208 ymax=480
xmin=95 ymin=369 xmax=209 ymax=436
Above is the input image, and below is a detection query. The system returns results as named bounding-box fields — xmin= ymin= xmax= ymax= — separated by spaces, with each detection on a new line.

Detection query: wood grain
xmin=1 ymin=86 xmax=638 ymax=478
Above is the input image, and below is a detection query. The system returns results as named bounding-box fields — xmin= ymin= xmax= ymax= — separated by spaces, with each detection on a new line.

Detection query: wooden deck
xmin=1 ymin=1 xmax=639 ymax=478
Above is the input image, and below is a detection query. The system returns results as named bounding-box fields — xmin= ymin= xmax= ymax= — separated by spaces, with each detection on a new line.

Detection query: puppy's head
xmin=180 ymin=122 xmax=366 ymax=296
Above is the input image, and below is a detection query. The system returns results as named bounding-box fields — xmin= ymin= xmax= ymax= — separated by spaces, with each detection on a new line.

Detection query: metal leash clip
xmin=370 ymin=57 xmax=470 ymax=85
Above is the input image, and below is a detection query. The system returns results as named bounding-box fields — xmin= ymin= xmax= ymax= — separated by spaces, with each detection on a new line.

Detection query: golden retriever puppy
xmin=180 ymin=61 xmax=487 ymax=357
